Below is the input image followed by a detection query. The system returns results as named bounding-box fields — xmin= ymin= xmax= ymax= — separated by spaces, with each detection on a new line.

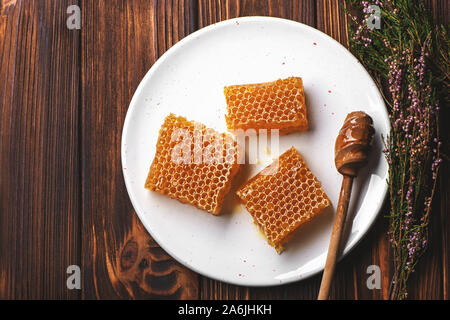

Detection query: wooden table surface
xmin=0 ymin=0 xmax=448 ymax=300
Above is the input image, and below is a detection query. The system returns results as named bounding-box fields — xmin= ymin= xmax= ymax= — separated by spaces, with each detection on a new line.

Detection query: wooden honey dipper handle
xmin=318 ymin=175 xmax=353 ymax=300
xmin=318 ymin=111 xmax=374 ymax=300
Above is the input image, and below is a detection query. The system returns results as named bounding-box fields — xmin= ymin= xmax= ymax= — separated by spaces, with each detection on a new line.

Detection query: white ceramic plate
xmin=122 ymin=17 xmax=389 ymax=286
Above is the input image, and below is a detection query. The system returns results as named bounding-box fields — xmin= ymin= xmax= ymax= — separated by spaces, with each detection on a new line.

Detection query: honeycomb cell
xmin=224 ymin=77 xmax=308 ymax=134
xmin=145 ymin=114 xmax=241 ymax=215
xmin=236 ymin=147 xmax=330 ymax=253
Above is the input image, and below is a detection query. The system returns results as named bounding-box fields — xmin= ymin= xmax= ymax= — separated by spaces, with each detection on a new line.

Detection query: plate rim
xmin=121 ymin=16 xmax=389 ymax=287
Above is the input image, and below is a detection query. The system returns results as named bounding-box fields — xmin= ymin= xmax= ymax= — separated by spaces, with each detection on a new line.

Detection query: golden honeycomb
xmin=145 ymin=114 xmax=241 ymax=215
xmin=224 ymin=77 xmax=308 ymax=134
xmin=236 ymin=147 xmax=330 ymax=252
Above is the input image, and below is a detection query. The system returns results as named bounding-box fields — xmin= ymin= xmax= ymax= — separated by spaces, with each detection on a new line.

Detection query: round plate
xmin=122 ymin=17 xmax=389 ymax=286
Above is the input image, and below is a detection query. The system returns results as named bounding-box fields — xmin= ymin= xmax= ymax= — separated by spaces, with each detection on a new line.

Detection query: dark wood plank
xmin=439 ymin=162 xmax=449 ymax=300
xmin=316 ymin=0 xmax=348 ymax=47
xmin=406 ymin=1 xmax=449 ymax=299
xmin=80 ymin=0 xmax=198 ymax=299
xmin=426 ymin=0 xmax=449 ymax=299
xmin=425 ymin=0 xmax=449 ymax=25
xmin=0 ymin=0 xmax=80 ymax=299
xmin=198 ymin=0 xmax=315 ymax=27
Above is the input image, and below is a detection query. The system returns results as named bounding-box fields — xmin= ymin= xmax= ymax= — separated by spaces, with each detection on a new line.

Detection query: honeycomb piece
xmin=224 ymin=77 xmax=308 ymax=134
xmin=145 ymin=114 xmax=241 ymax=215
xmin=236 ymin=147 xmax=330 ymax=253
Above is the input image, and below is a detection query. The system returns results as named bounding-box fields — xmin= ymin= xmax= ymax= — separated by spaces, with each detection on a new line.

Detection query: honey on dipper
xmin=334 ymin=111 xmax=375 ymax=176
xmin=237 ymin=147 xmax=330 ymax=253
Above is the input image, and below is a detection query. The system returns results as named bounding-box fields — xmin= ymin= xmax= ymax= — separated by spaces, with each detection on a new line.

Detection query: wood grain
xmin=316 ymin=0 xmax=348 ymax=46
xmin=198 ymin=0 xmax=315 ymax=27
xmin=0 ymin=0 xmax=80 ymax=299
xmin=439 ymin=163 xmax=449 ymax=300
xmin=406 ymin=0 xmax=449 ymax=297
xmin=80 ymin=0 xmax=198 ymax=299
xmin=0 ymin=0 xmax=447 ymax=300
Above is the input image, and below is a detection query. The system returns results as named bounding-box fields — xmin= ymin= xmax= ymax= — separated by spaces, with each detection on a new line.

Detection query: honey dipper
xmin=318 ymin=111 xmax=374 ymax=300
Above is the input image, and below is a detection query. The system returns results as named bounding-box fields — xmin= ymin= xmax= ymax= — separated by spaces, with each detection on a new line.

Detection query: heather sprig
xmin=345 ymin=0 xmax=448 ymax=299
